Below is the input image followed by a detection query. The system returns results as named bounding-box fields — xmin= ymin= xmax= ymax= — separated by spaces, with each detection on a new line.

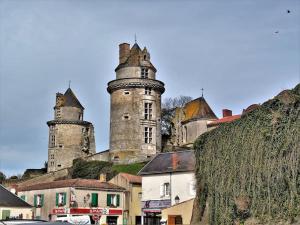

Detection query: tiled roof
xmin=119 ymin=173 xmax=142 ymax=184
xmin=18 ymin=179 xmax=125 ymax=192
xmin=0 ymin=185 xmax=32 ymax=208
xmin=208 ymin=115 xmax=241 ymax=127
xmin=182 ymin=97 xmax=218 ymax=123
xmin=138 ymin=150 xmax=195 ymax=175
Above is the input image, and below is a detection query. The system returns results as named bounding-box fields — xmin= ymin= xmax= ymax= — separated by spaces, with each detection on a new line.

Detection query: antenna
xmin=69 ymin=80 xmax=71 ymax=89
xmin=201 ymin=88 xmax=204 ymax=97
xmin=134 ymin=34 xmax=137 ymax=43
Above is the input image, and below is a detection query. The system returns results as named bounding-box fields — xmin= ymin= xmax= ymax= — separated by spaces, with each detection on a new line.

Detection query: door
xmin=106 ymin=216 xmax=118 ymax=225
xmin=168 ymin=215 xmax=175 ymax=225
xmin=2 ymin=210 xmax=10 ymax=220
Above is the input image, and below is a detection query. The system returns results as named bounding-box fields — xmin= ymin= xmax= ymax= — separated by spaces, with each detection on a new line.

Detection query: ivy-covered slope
xmin=192 ymin=84 xmax=300 ymax=225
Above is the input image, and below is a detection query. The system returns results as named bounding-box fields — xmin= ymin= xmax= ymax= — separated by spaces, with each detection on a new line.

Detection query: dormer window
xmin=141 ymin=68 xmax=148 ymax=78
xmin=144 ymin=55 xmax=147 ymax=60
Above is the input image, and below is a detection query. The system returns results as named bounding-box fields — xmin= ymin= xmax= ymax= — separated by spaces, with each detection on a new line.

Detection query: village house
xmin=17 ymin=179 xmax=126 ymax=225
xmin=0 ymin=185 xmax=33 ymax=220
xmin=108 ymin=173 xmax=142 ymax=225
xmin=138 ymin=150 xmax=196 ymax=225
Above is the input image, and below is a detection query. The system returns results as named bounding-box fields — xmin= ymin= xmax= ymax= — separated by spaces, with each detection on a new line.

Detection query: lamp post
xmin=175 ymin=195 xmax=180 ymax=204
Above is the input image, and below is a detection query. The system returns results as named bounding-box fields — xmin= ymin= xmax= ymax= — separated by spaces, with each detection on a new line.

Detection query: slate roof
xmin=182 ymin=97 xmax=218 ymax=123
xmin=138 ymin=150 xmax=195 ymax=175
xmin=0 ymin=185 xmax=32 ymax=208
xmin=119 ymin=173 xmax=142 ymax=184
xmin=18 ymin=179 xmax=125 ymax=192
xmin=63 ymin=88 xmax=84 ymax=109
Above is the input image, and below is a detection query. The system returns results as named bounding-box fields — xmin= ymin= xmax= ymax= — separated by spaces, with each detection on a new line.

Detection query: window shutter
xmin=34 ymin=194 xmax=37 ymax=207
xmin=56 ymin=193 xmax=59 ymax=206
xmin=160 ymin=184 xmax=164 ymax=197
xmin=107 ymin=194 xmax=111 ymax=206
xmin=91 ymin=193 xmax=98 ymax=207
xmin=63 ymin=192 xmax=67 ymax=205
xmin=40 ymin=194 xmax=44 ymax=207
xmin=20 ymin=195 xmax=26 ymax=201
xmin=116 ymin=194 xmax=120 ymax=207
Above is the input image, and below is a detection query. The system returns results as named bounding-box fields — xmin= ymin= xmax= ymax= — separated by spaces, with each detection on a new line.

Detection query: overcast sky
xmin=0 ymin=0 xmax=299 ymax=176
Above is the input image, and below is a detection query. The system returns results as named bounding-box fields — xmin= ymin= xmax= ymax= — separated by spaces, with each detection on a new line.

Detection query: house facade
xmin=109 ymin=173 xmax=143 ymax=225
xmin=0 ymin=185 xmax=33 ymax=220
xmin=138 ymin=151 xmax=196 ymax=225
xmin=17 ymin=179 xmax=125 ymax=225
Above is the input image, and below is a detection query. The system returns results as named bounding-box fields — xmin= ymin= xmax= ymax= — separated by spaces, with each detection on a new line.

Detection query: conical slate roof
xmin=182 ymin=97 xmax=218 ymax=122
xmin=63 ymin=88 xmax=84 ymax=109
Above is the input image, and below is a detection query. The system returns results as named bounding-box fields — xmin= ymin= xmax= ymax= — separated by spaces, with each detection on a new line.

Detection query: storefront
xmin=52 ymin=207 xmax=123 ymax=225
xmin=141 ymin=200 xmax=171 ymax=225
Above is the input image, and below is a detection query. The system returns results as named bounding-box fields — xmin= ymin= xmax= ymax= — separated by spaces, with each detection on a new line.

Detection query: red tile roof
xmin=119 ymin=173 xmax=142 ymax=184
xmin=208 ymin=115 xmax=241 ymax=127
xmin=18 ymin=179 xmax=125 ymax=192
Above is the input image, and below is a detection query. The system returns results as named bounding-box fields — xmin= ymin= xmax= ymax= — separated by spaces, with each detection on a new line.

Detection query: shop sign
xmin=141 ymin=200 xmax=171 ymax=209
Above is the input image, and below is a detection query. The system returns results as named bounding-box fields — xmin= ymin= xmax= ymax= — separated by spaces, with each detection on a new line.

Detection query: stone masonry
xmin=47 ymin=88 xmax=96 ymax=172
xmin=107 ymin=42 xmax=165 ymax=163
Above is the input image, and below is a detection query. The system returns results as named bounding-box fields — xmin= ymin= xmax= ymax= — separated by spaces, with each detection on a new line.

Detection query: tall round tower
xmin=47 ymin=88 xmax=96 ymax=172
xmin=107 ymin=42 xmax=165 ymax=163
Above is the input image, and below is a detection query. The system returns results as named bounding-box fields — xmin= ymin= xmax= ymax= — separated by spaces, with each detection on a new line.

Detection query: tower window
xmin=124 ymin=90 xmax=130 ymax=95
xmin=56 ymin=109 xmax=61 ymax=119
xmin=144 ymin=103 xmax=152 ymax=120
xmin=144 ymin=127 xmax=153 ymax=144
xmin=50 ymin=135 xmax=55 ymax=147
xmin=141 ymin=68 xmax=148 ymax=78
xmin=145 ymin=87 xmax=152 ymax=95
xmin=123 ymin=113 xmax=130 ymax=120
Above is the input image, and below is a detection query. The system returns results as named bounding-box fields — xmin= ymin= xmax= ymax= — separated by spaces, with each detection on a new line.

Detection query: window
xmin=145 ymin=87 xmax=152 ymax=95
xmin=56 ymin=192 xmax=67 ymax=206
xmin=50 ymin=135 xmax=55 ymax=147
xmin=59 ymin=144 xmax=63 ymax=148
xmin=124 ymin=90 xmax=130 ymax=95
xmin=144 ymin=127 xmax=152 ymax=144
xmin=34 ymin=194 xmax=44 ymax=208
xmin=160 ymin=183 xmax=170 ymax=197
xmin=50 ymin=154 xmax=54 ymax=159
xmin=141 ymin=68 xmax=148 ymax=78
xmin=123 ymin=113 xmax=129 ymax=120
xmin=144 ymin=103 xmax=152 ymax=120
xmin=50 ymin=161 xmax=54 ymax=166
xmin=107 ymin=194 xmax=120 ymax=207
xmin=91 ymin=193 xmax=98 ymax=207
xmin=56 ymin=109 xmax=61 ymax=118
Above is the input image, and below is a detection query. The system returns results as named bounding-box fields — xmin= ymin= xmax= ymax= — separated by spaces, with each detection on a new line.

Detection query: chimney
xmin=99 ymin=173 xmax=107 ymax=182
xmin=172 ymin=153 xmax=179 ymax=170
xmin=222 ymin=109 xmax=232 ymax=118
xmin=119 ymin=43 xmax=130 ymax=64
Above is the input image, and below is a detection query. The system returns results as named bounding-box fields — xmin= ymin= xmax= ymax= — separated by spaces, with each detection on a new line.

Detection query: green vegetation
xmin=192 ymin=84 xmax=300 ymax=225
xmin=71 ymin=159 xmax=147 ymax=181
xmin=112 ymin=162 xmax=147 ymax=175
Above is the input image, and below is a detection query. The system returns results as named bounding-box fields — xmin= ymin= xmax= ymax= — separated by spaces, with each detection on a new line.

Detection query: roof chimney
xmin=222 ymin=109 xmax=232 ymax=118
xmin=172 ymin=153 xmax=179 ymax=170
xmin=119 ymin=43 xmax=130 ymax=64
xmin=99 ymin=173 xmax=107 ymax=182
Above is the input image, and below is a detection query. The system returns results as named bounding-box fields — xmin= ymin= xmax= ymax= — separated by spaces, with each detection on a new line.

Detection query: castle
xmin=47 ymin=42 xmax=165 ymax=171
xmin=47 ymin=42 xmax=240 ymax=172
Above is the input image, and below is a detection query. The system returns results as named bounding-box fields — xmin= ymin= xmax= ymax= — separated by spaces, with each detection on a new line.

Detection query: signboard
xmin=52 ymin=208 xmax=122 ymax=215
xmin=141 ymin=200 xmax=171 ymax=209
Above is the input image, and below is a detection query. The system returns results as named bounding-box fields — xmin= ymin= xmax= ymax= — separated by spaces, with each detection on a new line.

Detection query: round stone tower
xmin=47 ymin=88 xmax=96 ymax=172
xmin=107 ymin=42 xmax=165 ymax=163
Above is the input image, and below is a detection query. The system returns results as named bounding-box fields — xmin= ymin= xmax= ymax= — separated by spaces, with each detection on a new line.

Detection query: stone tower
xmin=107 ymin=42 xmax=165 ymax=163
xmin=47 ymin=88 xmax=96 ymax=172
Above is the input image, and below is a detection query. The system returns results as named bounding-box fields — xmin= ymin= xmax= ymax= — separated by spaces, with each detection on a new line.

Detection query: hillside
xmin=191 ymin=84 xmax=300 ymax=225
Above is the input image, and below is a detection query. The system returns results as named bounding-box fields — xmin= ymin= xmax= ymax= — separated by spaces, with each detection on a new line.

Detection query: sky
xmin=0 ymin=0 xmax=299 ymax=176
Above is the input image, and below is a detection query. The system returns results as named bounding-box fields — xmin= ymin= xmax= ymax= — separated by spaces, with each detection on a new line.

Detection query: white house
xmin=138 ymin=150 xmax=196 ymax=225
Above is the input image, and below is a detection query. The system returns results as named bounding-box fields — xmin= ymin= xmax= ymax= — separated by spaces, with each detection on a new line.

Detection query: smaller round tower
xmin=107 ymin=42 xmax=165 ymax=163
xmin=47 ymin=88 xmax=96 ymax=172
